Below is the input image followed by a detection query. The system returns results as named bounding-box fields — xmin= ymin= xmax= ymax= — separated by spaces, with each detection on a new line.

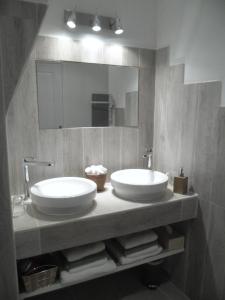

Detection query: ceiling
xmin=35 ymin=0 xmax=157 ymax=49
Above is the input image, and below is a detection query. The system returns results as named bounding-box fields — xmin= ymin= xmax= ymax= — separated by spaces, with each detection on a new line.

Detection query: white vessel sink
xmin=111 ymin=169 xmax=168 ymax=201
xmin=30 ymin=177 xmax=97 ymax=215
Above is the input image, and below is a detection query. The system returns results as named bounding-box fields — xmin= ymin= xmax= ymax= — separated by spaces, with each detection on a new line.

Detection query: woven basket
xmin=22 ymin=265 xmax=58 ymax=292
xmin=86 ymin=173 xmax=107 ymax=191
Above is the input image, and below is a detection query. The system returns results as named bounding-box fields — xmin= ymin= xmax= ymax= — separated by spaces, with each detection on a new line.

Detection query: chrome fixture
xmin=23 ymin=157 xmax=54 ymax=199
xmin=112 ymin=17 xmax=124 ymax=35
xmin=64 ymin=10 xmax=124 ymax=35
xmin=66 ymin=9 xmax=77 ymax=29
xmin=143 ymin=148 xmax=153 ymax=169
xmin=92 ymin=15 xmax=101 ymax=32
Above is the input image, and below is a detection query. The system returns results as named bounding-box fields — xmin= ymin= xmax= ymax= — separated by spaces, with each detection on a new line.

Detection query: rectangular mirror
xmin=36 ymin=61 xmax=139 ymax=129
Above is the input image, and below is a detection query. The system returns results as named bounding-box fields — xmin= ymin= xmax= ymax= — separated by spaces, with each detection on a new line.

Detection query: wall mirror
xmin=36 ymin=61 xmax=139 ymax=129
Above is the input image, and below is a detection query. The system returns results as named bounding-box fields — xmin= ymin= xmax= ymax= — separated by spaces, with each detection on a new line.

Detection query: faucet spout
xmin=23 ymin=157 xmax=55 ymax=199
xmin=142 ymin=148 xmax=153 ymax=170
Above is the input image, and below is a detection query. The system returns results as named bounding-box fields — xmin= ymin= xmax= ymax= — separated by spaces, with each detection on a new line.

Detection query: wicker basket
xmin=86 ymin=173 xmax=107 ymax=191
xmin=22 ymin=265 xmax=58 ymax=292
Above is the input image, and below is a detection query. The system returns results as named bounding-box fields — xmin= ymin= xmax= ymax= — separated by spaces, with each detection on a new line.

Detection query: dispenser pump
xmin=173 ymin=167 xmax=188 ymax=194
xmin=179 ymin=167 xmax=184 ymax=177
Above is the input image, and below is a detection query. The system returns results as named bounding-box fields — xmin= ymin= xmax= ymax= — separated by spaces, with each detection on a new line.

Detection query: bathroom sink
xmin=111 ymin=169 xmax=168 ymax=201
xmin=30 ymin=177 xmax=97 ymax=215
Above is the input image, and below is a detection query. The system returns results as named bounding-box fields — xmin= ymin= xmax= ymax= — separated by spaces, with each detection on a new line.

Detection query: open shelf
xmin=19 ymin=247 xmax=184 ymax=299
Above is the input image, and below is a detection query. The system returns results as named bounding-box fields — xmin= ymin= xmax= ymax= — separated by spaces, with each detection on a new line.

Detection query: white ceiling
xmin=37 ymin=0 xmax=157 ymax=49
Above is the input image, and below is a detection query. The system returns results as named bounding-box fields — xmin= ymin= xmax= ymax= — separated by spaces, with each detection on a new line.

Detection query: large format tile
xmin=200 ymin=204 xmax=225 ymax=300
xmin=6 ymin=59 xmax=39 ymax=194
xmin=184 ymin=199 xmax=211 ymax=300
xmin=154 ymin=47 xmax=223 ymax=299
xmin=82 ymin=127 xmax=103 ymax=167
xmin=35 ymin=129 xmax=64 ymax=183
xmin=121 ymin=127 xmax=139 ymax=169
xmin=138 ymin=67 xmax=155 ymax=167
xmin=103 ymin=127 xmax=121 ymax=178
xmin=63 ymin=128 xmax=83 ymax=177
xmin=211 ymin=107 xmax=225 ymax=208
xmin=192 ymin=82 xmax=221 ymax=203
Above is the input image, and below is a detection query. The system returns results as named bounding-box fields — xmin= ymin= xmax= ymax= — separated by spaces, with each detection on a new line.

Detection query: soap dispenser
xmin=173 ymin=168 xmax=188 ymax=194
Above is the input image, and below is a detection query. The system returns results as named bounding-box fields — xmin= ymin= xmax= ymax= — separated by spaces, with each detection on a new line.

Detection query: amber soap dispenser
xmin=173 ymin=168 xmax=188 ymax=194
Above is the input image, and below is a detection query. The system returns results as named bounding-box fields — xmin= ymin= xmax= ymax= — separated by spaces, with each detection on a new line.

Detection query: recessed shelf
xmin=19 ymin=247 xmax=184 ymax=300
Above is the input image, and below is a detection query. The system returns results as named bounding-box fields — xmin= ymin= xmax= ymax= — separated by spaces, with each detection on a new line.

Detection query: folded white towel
xmin=85 ymin=165 xmax=107 ymax=175
xmin=61 ymin=259 xmax=116 ymax=284
xmin=62 ymin=242 xmax=105 ymax=262
xmin=117 ymin=229 xmax=158 ymax=250
xmin=108 ymin=241 xmax=163 ymax=265
xmin=68 ymin=254 xmax=108 ymax=274
xmin=126 ymin=243 xmax=161 ymax=259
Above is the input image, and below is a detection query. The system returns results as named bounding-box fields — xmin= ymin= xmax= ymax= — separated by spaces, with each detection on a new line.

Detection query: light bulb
xmin=114 ymin=17 xmax=124 ymax=35
xmin=92 ymin=15 xmax=101 ymax=32
xmin=66 ymin=10 xmax=76 ymax=29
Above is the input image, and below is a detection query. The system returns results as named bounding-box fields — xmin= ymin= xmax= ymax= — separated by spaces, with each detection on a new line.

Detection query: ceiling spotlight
xmin=114 ymin=17 xmax=124 ymax=35
xmin=92 ymin=15 xmax=102 ymax=32
xmin=66 ymin=10 xmax=76 ymax=29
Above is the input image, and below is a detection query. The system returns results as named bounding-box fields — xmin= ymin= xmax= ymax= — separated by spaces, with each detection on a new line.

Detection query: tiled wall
xmin=6 ymin=36 xmax=155 ymax=195
xmin=0 ymin=1 xmax=46 ymax=299
xmin=154 ymin=48 xmax=225 ymax=300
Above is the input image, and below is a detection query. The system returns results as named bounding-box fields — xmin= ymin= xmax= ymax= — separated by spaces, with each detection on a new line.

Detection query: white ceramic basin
xmin=111 ymin=169 xmax=168 ymax=201
xmin=30 ymin=177 xmax=97 ymax=215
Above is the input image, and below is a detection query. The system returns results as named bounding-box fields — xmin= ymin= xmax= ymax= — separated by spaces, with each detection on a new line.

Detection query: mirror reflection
xmin=36 ymin=61 xmax=139 ymax=129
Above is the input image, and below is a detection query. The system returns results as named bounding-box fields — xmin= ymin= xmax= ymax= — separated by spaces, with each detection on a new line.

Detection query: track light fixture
xmin=66 ymin=10 xmax=76 ymax=29
xmin=92 ymin=15 xmax=102 ymax=32
xmin=114 ymin=17 xmax=124 ymax=35
xmin=64 ymin=10 xmax=124 ymax=35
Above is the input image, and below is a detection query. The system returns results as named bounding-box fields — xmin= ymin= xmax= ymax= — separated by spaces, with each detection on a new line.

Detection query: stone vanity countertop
xmin=13 ymin=183 xmax=198 ymax=260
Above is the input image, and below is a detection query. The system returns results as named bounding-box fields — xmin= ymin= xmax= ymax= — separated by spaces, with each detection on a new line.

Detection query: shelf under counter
xmin=19 ymin=247 xmax=184 ymax=300
xmin=13 ymin=183 xmax=198 ymax=260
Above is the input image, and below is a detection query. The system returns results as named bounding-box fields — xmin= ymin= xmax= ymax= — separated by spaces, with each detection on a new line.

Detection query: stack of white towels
xmin=60 ymin=242 xmax=116 ymax=283
xmin=108 ymin=229 xmax=163 ymax=265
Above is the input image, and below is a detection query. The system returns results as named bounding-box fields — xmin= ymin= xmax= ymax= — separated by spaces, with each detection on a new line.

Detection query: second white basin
xmin=111 ymin=169 xmax=168 ymax=201
xmin=30 ymin=177 xmax=97 ymax=215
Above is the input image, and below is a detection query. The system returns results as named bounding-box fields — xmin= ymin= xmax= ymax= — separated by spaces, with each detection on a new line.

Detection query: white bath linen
xmin=62 ymin=242 xmax=105 ymax=262
xmin=108 ymin=241 xmax=163 ymax=265
xmin=61 ymin=259 xmax=116 ymax=283
xmin=117 ymin=229 xmax=158 ymax=250
xmin=67 ymin=254 xmax=108 ymax=274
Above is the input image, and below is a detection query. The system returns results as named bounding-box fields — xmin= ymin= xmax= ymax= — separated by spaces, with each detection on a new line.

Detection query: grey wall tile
xmin=6 ymin=59 xmax=39 ymax=194
xmin=138 ymin=67 xmax=155 ymax=166
xmin=7 ymin=36 xmax=155 ymax=193
xmin=192 ymin=82 xmax=221 ymax=202
xmin=200 ymin=203 xmax=225 ymax=300
xmin=184 ymin=199 xmax=211 ymax=300
xmin=154 ymin=47 xmax=223 ymax=299
xmin=103 ymin=127 xmax=121 ymax=178
xmin=121 ymin=127 xmax=139 ymax=169
xmin=36 ymin=36 xmax=61 ymax=60
xmin=211 ymin=107 xmax=225 ymax=208
xmin=83 ymin=127 xmax=103 ymax=167
xmin=35 ymin=129 xmax=64 ymax=183
xmin=63 ymin=128 xmax=84 ymax=177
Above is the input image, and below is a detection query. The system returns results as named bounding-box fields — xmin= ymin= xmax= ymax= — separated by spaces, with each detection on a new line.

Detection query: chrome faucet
xmin=23 ymin=157 xmax=54 ymax=199
xmin=143 ymin=148 xmax=153 ymax=169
